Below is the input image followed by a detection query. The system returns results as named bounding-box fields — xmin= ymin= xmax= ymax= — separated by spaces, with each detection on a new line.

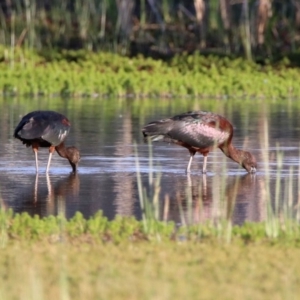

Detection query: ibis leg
xmin=46 ymin=153 xmax=53 ymax=173
xmin=46 ymin=146 xmax=56 ymax=173
xmin=186 ymin=151 xmax=195 ymax=173
xmin=33 ymin=148 xmax=39 ymax=173
xmin=202 ymin=155 xmax=208 ymax=173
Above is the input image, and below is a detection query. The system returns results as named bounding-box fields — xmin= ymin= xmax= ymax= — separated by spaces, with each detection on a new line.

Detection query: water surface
xmin=1 ymin=97 xmax=300 ymax=225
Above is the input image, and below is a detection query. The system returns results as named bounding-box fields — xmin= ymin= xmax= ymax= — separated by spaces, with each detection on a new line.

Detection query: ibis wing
xmin=14 ymin=116 xmax=50 ymax=140
xmin=142 ymin=119 xmax=175 ymax=142
xmin=42 ymin=124 xmax=70 ymax=146
xmin=14 ymin=112 xmax=71 ymax=146
xmin=167 ymin=121 xmax=229 ymax=148
xmin=143 ymin=111 xmax=231 ymax=149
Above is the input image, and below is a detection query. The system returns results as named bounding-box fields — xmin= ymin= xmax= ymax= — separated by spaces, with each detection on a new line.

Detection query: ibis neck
xmin=55 ymin=142 xmax=79 ymax=173
xmin=220 ymin=143 xmax=244 ymax=165
xmin=55 ymin=142 xmax=69 ymax=159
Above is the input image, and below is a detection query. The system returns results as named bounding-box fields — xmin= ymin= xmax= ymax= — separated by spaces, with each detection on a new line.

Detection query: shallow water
xmin=1 ymin=97 xmax=300 ymax=225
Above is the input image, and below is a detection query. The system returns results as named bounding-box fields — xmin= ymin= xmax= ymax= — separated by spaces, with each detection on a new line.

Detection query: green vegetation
xmin=1 ymin=209 xmax=300 ymax=245
xmin=1 ymin=210 xmax=300 ymax=299
xmin=0 ymin=47 xmax=299 ymax=98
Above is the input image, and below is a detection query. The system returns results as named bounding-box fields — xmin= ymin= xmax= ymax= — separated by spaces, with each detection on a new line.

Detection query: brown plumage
xmin=142 ymin=111 xmax=256 ymax=173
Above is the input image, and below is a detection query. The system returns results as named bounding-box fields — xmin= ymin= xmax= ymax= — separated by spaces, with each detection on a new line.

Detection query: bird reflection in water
xmin=21 ymin=173 xmax=80 ymax=218
xmin=164 ymin=173 xmax=260 ymax=226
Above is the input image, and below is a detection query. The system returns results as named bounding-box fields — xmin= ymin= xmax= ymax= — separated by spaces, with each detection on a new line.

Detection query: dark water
xmin=1 ymin=97 xmax=300 ymax=225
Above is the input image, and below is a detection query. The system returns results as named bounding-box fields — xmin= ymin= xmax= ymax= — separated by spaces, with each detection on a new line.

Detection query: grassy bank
xmin=1 ymin=210 xmax=300 ymax=299
xmin=2 ymin=240 xmax=300 ymax=300
xmin=0 ymin=47 xmax=299 ymax=98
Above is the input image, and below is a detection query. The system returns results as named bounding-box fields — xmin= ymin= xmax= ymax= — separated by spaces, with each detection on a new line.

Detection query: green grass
xmin=1 ymin=210 xmax=300 ymax=299
xmin=0 ymin=47 xmax=300 ymax=98
xmin=1 ymin=240 xmax=300 ymax=300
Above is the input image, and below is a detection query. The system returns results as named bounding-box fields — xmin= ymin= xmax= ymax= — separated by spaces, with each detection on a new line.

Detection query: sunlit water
xmin=1 ymin=97 xmax=300 ymax=225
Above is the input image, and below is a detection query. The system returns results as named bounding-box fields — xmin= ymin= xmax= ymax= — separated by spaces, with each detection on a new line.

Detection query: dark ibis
xmin=14 ymin=110 xmax=80 ymax=173
xmin=142 ymin=111 xmax=257 ymax=173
